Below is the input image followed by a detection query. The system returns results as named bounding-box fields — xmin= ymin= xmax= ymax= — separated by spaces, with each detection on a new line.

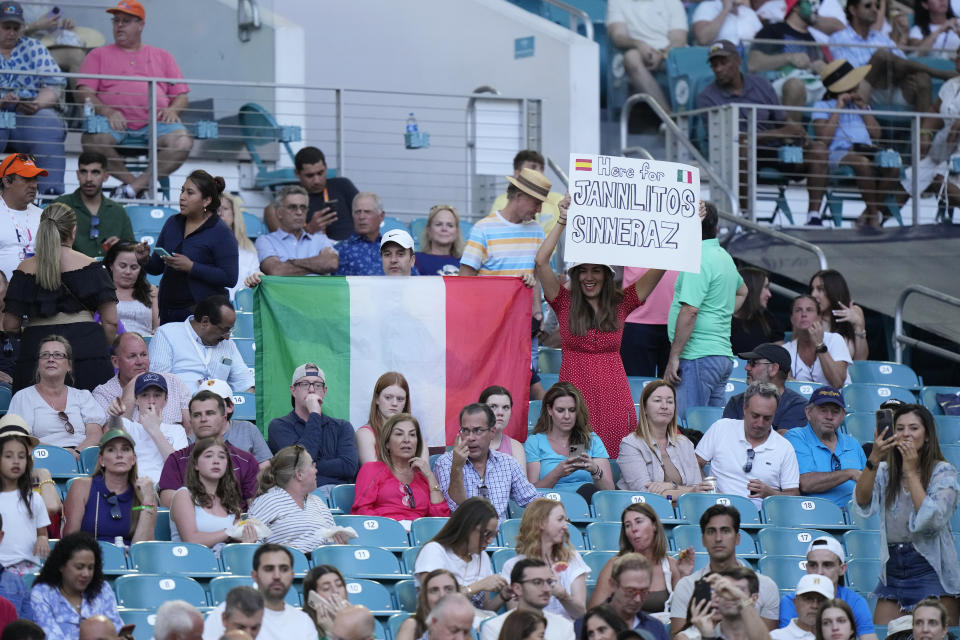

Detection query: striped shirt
xmin=247 ymin=486 xmax=336 ymax=553
xmin=828 ymin=25 xmax=905 ymax=67
xmin=459 ymin=211 xmax=544 ymax=276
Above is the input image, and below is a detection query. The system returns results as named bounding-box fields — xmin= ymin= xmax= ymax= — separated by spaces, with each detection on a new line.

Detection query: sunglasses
xmin=105 ymin=492 xmax=122 ymax=520
xmin=403 ymin=483 xmax=416 ymax=509
xmin=478 ymin=485 xmax=490 ymax=500
xmin=743 ymin=448 xmax=756 ymax=473
xmin=58 ymin=411 xmax=74 ymax=435
xmin=830 ymin=453 xmax=841 ymax=472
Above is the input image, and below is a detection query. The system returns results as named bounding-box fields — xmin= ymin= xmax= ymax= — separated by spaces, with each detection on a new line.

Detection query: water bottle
xmin=405 ymin=112 xmax=418 ymax=134
xmin=83 ymin=97 xmax=94 ymax=119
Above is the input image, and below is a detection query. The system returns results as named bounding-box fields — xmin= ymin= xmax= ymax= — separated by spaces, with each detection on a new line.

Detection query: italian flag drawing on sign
xmin=677 ymin=169 xmax=693 ymax=183
xmin=253 ymin=276 xmax=533 ymax=446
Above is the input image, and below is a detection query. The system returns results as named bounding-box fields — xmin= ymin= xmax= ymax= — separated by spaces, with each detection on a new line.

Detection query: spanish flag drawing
xmin=575 ymin=158 xmax=592 ymax=171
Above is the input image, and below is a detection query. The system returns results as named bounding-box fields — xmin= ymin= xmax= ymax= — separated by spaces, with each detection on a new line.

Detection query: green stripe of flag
xmin=254 ymin=276 xmax=352 ymax=431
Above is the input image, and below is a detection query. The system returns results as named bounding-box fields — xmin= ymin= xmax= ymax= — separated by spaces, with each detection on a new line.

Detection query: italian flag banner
xmin=253 ymin=276 xmax=533 ymax=446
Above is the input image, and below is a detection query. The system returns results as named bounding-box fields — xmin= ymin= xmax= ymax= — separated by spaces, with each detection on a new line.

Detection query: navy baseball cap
xmin=134 ymin=372 xmax=168 ymax=396
xmin=0 ymin=2 xmax=24 ymax=25
xmin=809 ymin=386 xmax=845 ymax=408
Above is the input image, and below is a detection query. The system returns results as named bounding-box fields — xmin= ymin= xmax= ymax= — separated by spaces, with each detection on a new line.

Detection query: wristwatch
xmin=815 ymin=343 xmax=828 ymax=354
xmin=865 ymin=459 xmax=875 ymax=471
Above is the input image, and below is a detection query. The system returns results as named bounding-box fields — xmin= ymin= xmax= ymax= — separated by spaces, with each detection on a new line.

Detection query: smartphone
xmin=323 ymin=198 xmax=340 ymax=210
xmin=876 ymin=408 xmax=894 ymax=440
xmin=153 ymin=247 xmax=172 ymax=258
xmin=568 ymin=443 xmax=584 ymax=458
xmin=692 ymin=578 xmax=712 ymax=605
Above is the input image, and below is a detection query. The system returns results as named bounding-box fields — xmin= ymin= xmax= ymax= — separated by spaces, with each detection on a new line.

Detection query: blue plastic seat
xmin=673 ymin=524 xmax=758 ymax=558
xmin=231 ymin=392 xmax=256 ymax=422
xmin=665 ymin=46 xmax=712 ymax=111
xmin=538 ymin=348 xmax=562 ymax=374
xmin=676 ymin=493 xmax=762 ymax=529
xmin=843 ymin=530 xmax=883 ymax=561
xmin=591 ymin=490 xmax=679 ymax=524
xmin=586 ymin=521 xmax=622 ymax=552
xmin=684 ymin=406 xmax=723 ymax=432
xmin=32 ymin=445 xmax=81 ymax=478
xmin=234 ymin=288 xmax=254 ymax=312
xmin=233 ymin=338 xmax=255 ymax=366
xmin=220 ymin=543 xmax=309 ymax=577
xmin=236 ymin=103 xmax=300 ymax=190
xmin=845 ymin=500 xmax=880 ymax=530
xmin=334 ymin=515 xmax=411 ymax=551
xmin=0 ymin=384 xmax=10 ymax=414
xmin=119 ymin=609 xmax=157 ymax=640
xmin=843 ymin=412 xmax=877 ymax=444
xmin=756 ymin=527 xmax=829 ymax=556
xmin=311 ymin=545 xmax=408 ymax=580
xmin=401 ymin=546 xmax=421 ymax=574
xmin=209 ymin=574 xmax=299 ymax=606
xmin=609 ymin=459 xmax=621 ymax=486
xmin=537 ymin=489 xmax=594 ymax=523
xmin=380 ymin=217 xmax=409 ymax=235
xmin=491 ymin=547 xmax=518 ymax=573
xmin=329 ymin=484 xmax=356 ymax=513
xmin=80 ymin=446 xmax=100 ymax=474
xmin=344 ymin=578 xmax=398 ymax=614
xmin=410 ymin=517 xmax=448 ymax=546
xmin=627 ymin=377 xmax=656 ymax=404
xmin=845 ymin=559 xmax=883 ymax=593
xmin=729 ymin=358 xmax=749 ymax=381
xmin=99 ymin=541 xmax=128 ymax=575
xmin=724 ymin=380 xmax=748 ymax=403
xmin=125 ymin=205 xmax=177 ymax=245
xmin=233 ymin=312 xmax=254 ymax=339
xmin=129 ymin=541 xmax=221 ymax=577
xmin=848 ymin=361 xmax=920 ymax=390
xmin=785 ymin=381 xmax=819 ymax=399
xmin=539 ymin=373 xmax=559 ymax=389
xmin=498 ymin=518 xmax=585 ymax=550
xmin=935 ymin=415 xmax=960 ymax=444
xmin=757 ymin=556 xmax=809 ymax=592
xmin=243 ymin=211 xmax=266 ymax=240
xmin=409 ymin=218 xmax=428 ymax=245
xmin=942 ymin=444 xmax=960 ymax=470
xmin=528 ymin=401 xmax=542 ymax=429
xmin=842 ymin=384 xmax=916 ymax=413
xmin=581 ymin=550 xmax=616 ymax=586
xmin=395 ymin=579 xmax=418 ymax=612
xmin=762 ymin=496 xmax=852 ymax=530
xmin=920 ymin=386 xmax=960 ymax=415
xmin=388 ymin=613 xmax=412 ymax=640
xmin=114 ymin=574 xmax=208 ymax=609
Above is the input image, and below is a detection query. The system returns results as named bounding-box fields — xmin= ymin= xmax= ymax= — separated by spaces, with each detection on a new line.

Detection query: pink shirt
xmin=78 ymin=44 xmax=189 ymax=130
xmin=623 ymin=267 xmax=679 ymax=325
xmin=351 ymin=461 xmax=450 ymax=521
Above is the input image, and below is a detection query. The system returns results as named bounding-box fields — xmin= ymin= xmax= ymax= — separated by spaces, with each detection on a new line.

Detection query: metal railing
xmin=542 ymin=0 xmax=594 ymax=41
xmin=893 ymin=285 xmax=960 ymax=364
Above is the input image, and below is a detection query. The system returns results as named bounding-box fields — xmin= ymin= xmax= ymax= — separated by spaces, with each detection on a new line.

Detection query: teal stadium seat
xmin=243 ymin=211 xmax=266 ymax=240
xmin=758 ymin=556 xmax=808 ymax=592
xmin=673 ymin=524 xmax=758 ymax=558
xmin=842 ymin=384 xmax=916 ymax=413
xmin=395 ymin=579 xmax=418 ymax=612
xmin=409 ymin=218 xmax=427 ymax=246
xmin=848 ymin=361 xmax=920 ymax=390
xmin=586 ymin=521 xmax=622 ymax=551
xmin=935 ymin=416 xmax=960 ymax=444
xmin=785 ymin=381 xmax=818 ymax=399
xmin=581 ymin=550 xmax=616 ymax=586
xmin=942 ymin=444 xmax=960 ymax=470
xmin=724 ymin=380 xmax=748 ymax=403
xmin=528 ymin=401 xmax=542 ymax=429
xmin=498 ymin=518 xmax=585 ymax=550
xmin=676 ymin=493 xmax=762 ymax=528
xmin=80 ymin=446 xmax=100 ymax=474
xmin=402 ymin=546 xmax=421 ymax=574
xmin=665 ymin=47 xmax=712 ymax=111
xmin=32 ymin=445 xmax=81 ymax=479
xmin=729 ymin=358 xmax=749 ymax=381
xmin=684 ymin=406 xmax=723 ymax=432
xmin=114 ymin=574 xmax=208 ymax=609
xmin=388 ymin=614 xmax=411 ymax=640
xmin=125 ymin=205 xmax=177 ymax=246
xmin=591 ymin=490 xmax=680 ymax=524
xmin=234 ymin=288 xmax=254 ymax=312
xmin=410 ymin=517 xmax=448 ymax=546
xmin=920 ymin=386 xmax=960 ymax=415
xmin=209 ymin=575 xmax=299 ymax=606
xmin=843 ymin=530 xmax=883 ymax=561
xmin=129 ymin=541 xmax=221 ymax=577
xmin=231 ymin=392 xmax=256 ymax=422
xmin=756 ymin=527 xmax=829 ymax=557
xmin=538 ymin=348 xmax=562 ymax=374
xmin=381 ymin=217 xmax=409 ymax=234
xmin=627 ymin=376 xmax=656 ymax=404
xmin=537 ymin=489 xmax=594 ymax=523
xmin=311 ymin=545 xmax=408 ymax=581
xmin=491 ymin=548 xmax=518 ymax=573
xmin=334 ymin=515 xmax=411 ymax=551
xmin=220 ymin=543 xmax=310 ymax=577
xmin=845 ymin=559 xmax=883 ymax=594
xmin=845 ymin=500 xmax=880 ymax=530
xmin=344 ymin=578 xmax=398 ymax=615
xmin=539 ymin=373 xmax=559 ymax=389
xmin=233 ymin=312 xmax=254 ymax=339
xmin=0 ymin=385 xmax=11 ymax=413
xmin=460 ymin=220 xmax=474 ymax=242
xmin=98 ymin=541 xmax=128 ymax=575
xmin=762 ymin=496 xmax=852 ymax=530
xmin=120 ymin=610 xmax=156 ymax=640
xmin=843 ymin=412 xmax=877 ymax=444
xmin=329 ymin=484 xmax=356 ymax=512
xmin=236 ymin=103 xmax=301 ymax=190
xmin=233 ymin=338 xmax=255 ymax=366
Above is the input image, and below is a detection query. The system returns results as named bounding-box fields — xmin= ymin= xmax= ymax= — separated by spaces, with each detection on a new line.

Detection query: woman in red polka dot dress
xmin=534 ymin=195 xmax=667 ymax=456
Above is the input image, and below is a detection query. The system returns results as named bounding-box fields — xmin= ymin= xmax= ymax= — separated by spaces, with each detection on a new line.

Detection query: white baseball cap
xmin=197 ymin=378 xmax=233 ymax=401
xmin=380 ymin=229 xmax=414 ymax=250
xmin=807 ymin=536 xmax=846 ymax=564
xmin=796 ymin=574 xmax=834 ymax=599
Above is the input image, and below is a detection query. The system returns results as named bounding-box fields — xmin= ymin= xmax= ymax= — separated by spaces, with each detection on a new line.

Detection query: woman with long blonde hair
xmin=2 ymin=202 xmax=118 ymax=391
xmin=499 ymin=497 xmax=588 ymax=621
xmin=355 ymin=371 xmax=411 ymax=464
xmin=217 ymin=193 xmax=260 ymax=299
xmin=415 ymin=204 xmax=464 ymax=276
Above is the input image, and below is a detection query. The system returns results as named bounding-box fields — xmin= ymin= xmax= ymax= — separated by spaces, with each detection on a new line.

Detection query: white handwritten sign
xmin=564 ymin=154 xmax=702 ymax=272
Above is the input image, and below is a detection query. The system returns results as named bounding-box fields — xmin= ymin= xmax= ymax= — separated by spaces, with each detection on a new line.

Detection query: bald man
xmin=331 ymin=605 xmax=375 ymax=640
xmin=79 ymin=616 xmax=118 ymax=640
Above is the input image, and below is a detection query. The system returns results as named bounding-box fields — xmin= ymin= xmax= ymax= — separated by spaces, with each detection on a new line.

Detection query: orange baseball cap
xmin=106 ymin=0 xmax=144 ymax=20
xmin=0 ymin=154 xmax=48 ymax=178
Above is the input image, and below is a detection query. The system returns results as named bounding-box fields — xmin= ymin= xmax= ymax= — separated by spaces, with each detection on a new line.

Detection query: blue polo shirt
xmin=255 ymin=227 xmax=336 ymax=266
xmin=780 ymin=585 xmax=874 ymax=634
xmin=783 ymin=424 xmax=866 ymax=507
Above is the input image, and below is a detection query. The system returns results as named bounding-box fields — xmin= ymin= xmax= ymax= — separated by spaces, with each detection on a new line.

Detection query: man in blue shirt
xmin=256 ymin=184 xmax=338 ymax=276
xmin=778 ymin=537 xmax=878 ymax=640
xmin=335 ymin=192 xmax=386 ymax=275
xmin=724 ymin=343 xmax=808 ymax=432
xmin=784 ymin=385 xmax=866 ymax=508
xmin=574 ymin=554 xmax=668 ymax=640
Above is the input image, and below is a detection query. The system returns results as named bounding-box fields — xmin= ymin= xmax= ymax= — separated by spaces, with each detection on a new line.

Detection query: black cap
xmin=707 ymin=39 xmax=739 ymax=61
xmin=738 ymin=343 xmax=791 ymax=374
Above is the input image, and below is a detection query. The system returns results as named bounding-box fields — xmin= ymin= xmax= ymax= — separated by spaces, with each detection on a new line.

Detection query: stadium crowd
xmin=0 ymin=0 xmax=956 ymax=639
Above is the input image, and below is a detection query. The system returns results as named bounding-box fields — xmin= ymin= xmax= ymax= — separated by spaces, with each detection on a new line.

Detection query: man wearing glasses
xmin=433 ymin=403 xmax=538 ymax=522
xmin=256 ymin=185 xmax=338 ymax=276
xmin=783 ymin=386 xmax=866 ymax=508
xmin=265 ymin=363 xmax=358 ymax=499
xmin=480 ymin=559 xmax=575 ymax=640
xmin=576 ymin=554 xmax=668 ymax=640
xmin=695 ymin=381 xmax=800 ymax=508
xmin=0 ymin=153 xmax=45 ymax=279
xmin=723 ymin=343 xmax=808 ymax=433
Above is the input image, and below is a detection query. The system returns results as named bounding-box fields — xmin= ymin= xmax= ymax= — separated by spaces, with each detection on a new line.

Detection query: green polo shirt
xmin=54 ymin=189 xmax=135 ymax=258
xmin=667 ymin=238 xmax=743 ymax=360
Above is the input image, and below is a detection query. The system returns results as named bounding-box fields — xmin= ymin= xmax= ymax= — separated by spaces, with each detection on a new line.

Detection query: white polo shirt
xmin=771 ymin=620 xmax=815 ymax=640
xmin=695 ymin=418 xmax=800 ymax=509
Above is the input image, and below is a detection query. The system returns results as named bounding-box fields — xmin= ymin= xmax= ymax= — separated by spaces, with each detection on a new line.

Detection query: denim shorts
xmin=106 ymin=120 xmax=187 ymax=145
xmin=873 ymin=543 xmax=949 ymax=609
